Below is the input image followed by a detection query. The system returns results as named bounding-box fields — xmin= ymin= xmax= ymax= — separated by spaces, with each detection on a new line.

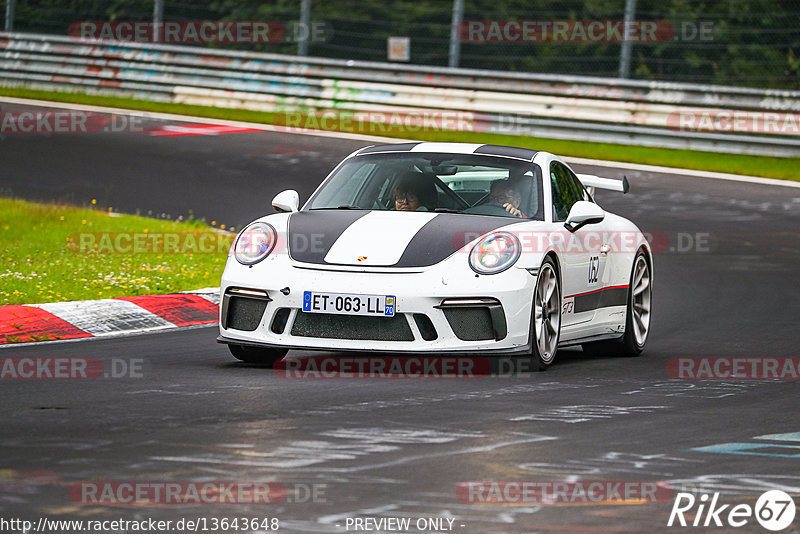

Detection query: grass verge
xmin=0 ymin=197 xmax=231 ymax=305
xmin=1 ymin=86 xmax=798 ymax=181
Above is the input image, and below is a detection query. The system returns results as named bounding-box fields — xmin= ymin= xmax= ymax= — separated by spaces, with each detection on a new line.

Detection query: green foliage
xmin=0 ymin=196 xmax=232 ymax=305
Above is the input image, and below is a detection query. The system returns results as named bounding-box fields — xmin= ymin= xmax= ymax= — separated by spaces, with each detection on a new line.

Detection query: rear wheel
xmin=582 ymin=250 xmax=651 ymax=357
xmin=228 ymin=345 xmax=288 ymax=367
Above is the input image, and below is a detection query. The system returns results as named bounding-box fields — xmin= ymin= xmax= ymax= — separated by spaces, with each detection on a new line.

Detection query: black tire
xmin=228 ymin=345 xmax=288 ymax=367
xmin=582 ymin=250 xmax=651 ymax=358
xmin=512 ymin=257 xmax=561 ymax=372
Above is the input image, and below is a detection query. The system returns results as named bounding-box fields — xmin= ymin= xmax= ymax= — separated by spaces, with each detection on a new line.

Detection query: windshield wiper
xmin=309 ymin=205 xmax=363 ymax=210
xmin=434 ymin=208 xmax=463 ymax=213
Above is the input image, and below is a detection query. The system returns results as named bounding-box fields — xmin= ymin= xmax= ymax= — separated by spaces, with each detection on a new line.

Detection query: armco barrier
xmin=1 ymin=32 xmax=799 ymax=157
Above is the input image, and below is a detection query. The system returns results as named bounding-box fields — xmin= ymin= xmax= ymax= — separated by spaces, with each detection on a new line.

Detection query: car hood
xmin=287 ymin=210 xmax=523 ymax=267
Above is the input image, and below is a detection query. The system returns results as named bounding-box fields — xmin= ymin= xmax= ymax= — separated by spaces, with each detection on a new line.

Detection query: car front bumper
xmin=218 ymin=254 xmax=537 ymax=354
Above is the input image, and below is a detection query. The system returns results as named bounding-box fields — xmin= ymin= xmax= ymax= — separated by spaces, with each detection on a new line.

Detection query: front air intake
xmin=291 ymin=313 xmax=414 ymax=341
xmin=221 ymin=288 xmax=271 ymax=332
xmin=436 ymin=298 xmax=507 ymax=341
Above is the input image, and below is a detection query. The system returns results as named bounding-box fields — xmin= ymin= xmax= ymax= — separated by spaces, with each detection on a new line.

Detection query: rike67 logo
xmin=668 ymin=490 xmax=796 ymax=531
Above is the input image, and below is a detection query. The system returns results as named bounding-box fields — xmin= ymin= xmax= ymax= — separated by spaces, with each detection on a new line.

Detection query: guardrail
xmin=2 ymin=32 xmax=799 ymax=157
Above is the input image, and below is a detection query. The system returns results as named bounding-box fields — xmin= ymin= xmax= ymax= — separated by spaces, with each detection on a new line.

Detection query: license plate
xmin=302 ymin=291 xmax=395 ymax=317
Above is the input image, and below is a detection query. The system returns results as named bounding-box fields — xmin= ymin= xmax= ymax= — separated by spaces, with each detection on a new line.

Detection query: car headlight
xmin=469 ymin=232 xmax=520 ymax=274
xmin=234 ymin=222 xmax=277 ymax=265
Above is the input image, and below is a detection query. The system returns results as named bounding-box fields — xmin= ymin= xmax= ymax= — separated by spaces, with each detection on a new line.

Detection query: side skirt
xmin=558 ymin=332 xmax=624 ymax=348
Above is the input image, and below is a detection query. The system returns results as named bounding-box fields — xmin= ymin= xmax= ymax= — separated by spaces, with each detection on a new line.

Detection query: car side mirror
xmin=272 ymin=190 xmax=299 ymax=213
xmin=565 ymin=200 xmax=604 ymax=231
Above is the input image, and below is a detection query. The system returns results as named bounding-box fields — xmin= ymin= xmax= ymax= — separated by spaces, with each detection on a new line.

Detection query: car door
xmin=549 ymin=161 xmax=608 ymax=326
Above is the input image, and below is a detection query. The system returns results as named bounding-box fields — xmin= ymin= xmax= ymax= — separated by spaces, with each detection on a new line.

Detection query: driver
xmin=393 ymin=177 xmax=434 ymax=211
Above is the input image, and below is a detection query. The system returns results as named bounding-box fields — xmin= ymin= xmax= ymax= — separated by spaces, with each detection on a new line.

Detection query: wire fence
xmin=4 ymin=0 xmax=800 ymax=89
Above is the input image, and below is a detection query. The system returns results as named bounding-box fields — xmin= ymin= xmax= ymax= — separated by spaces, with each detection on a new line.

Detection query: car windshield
xmin=305 ymin=153 xmax=544 ymax=220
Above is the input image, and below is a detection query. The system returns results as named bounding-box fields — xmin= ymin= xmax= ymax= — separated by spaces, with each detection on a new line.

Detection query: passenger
xmin=488 ymin=180 xmax=525 ymax=217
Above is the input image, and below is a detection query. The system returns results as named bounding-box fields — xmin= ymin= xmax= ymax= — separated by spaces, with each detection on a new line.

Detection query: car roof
xmin=355 ymin=142 xmax=539 ymax=162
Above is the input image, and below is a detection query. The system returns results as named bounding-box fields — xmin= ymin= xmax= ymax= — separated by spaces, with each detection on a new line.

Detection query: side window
xmin=550 ymin=161 xmax=585 ymax=221
xmin=564 ymin=165 xmax=591 ymax=203
xmin=315 ymin=163 xmax=375 ymax=208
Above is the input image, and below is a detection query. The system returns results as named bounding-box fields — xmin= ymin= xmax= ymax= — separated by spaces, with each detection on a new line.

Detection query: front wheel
xmin=582 ymin=250 xmax=652 ymax=357
xmin=516 ymin=258 xmax=561 ymax=371
xmin=228 ymin=345 xmax=288 ymax=367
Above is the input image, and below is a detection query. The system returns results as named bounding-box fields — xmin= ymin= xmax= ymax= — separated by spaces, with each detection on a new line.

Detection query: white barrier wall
xmin=1 ymin=33 xmax=799 ymax=157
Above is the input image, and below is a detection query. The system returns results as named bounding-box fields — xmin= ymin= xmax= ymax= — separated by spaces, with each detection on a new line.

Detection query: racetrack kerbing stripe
xmin=31 ymin=299 xmax=174 ymax=336
xmin=116 ymin=294 xmax=218 ymax=327
xmin=0 ymin=306 xmax=91 ymax=344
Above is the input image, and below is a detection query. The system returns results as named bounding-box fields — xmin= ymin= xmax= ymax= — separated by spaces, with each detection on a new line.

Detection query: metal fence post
xmin=448 ymin=0 xmax=464 ymax=68
xmin=618 ymin=0 xmax=637 ymax=78
xmin=4 ymin=0 xmax=16 ymax=32
xmin=153 ymin=0 xmax=164 ymax=43
xmin=298 ymin=0 xmax=311 ymax=56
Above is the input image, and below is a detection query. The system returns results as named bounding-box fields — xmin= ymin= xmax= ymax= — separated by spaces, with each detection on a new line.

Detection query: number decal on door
xmin=588 ymin=256 xmax=600 ymax=285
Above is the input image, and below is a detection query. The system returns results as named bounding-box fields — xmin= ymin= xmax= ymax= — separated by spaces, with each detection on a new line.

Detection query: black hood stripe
xmin=289 ymin=211 xmax=524 ymax=268
xmin=394 ymin=214 xmax=520 ymax=267
xmin=288 ymin=210 xmax=369 ymax=264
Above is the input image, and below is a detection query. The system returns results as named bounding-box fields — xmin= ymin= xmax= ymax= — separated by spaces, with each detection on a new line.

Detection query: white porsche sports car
xmin=218 ymin=142 xmax=652 ymax=370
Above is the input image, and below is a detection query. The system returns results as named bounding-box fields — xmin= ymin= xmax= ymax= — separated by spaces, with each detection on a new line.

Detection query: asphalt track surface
xmin=2 ymin=103 xmax=800 ymax=533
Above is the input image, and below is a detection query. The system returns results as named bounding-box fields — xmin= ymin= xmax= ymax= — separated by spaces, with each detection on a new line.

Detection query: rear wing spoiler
xmin=577 ymin=174 xmax=630 ymax=195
